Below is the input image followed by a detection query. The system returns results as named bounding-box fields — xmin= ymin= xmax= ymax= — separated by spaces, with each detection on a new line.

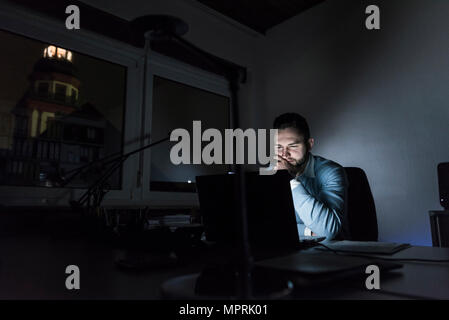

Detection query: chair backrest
xmin=438 ymin=163 xmax=449 ymax=210
xmin=344 ymin=167 xmax=378 ymax=241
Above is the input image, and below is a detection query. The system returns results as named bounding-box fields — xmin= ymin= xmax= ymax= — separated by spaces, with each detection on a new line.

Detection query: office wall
xmin=256 ymin=0 xmax=449 ymax=245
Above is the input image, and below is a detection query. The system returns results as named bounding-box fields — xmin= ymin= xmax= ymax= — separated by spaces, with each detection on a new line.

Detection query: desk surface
xmin=1 ymin=233 xmax=449 ymax=300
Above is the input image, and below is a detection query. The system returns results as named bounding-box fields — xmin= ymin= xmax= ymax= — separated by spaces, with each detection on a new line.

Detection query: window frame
xmin=0 ymin=2 xmax=232 ymax=208
xmin=141 ymin=50 xmax=231 ymax=207
xmin=0 ymin=2 xmax=142 ymax=206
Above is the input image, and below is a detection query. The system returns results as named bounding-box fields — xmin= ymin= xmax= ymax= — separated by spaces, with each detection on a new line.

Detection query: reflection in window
xmin=54 ymin=83 xmax=67 ymax=102
xmin=150 ymin=76 xmax=230 ymax=192
xmin=44 ymin=45 xmax=56 ymax=58
xmin=0 ymin=30 xmax=126 ymax=189
xmin=57 ymin=48 xmax=66 ymax=59
xmin=70 ymin=88 xmax=78 ymax=104
xmin=37 ymin=82 xmax=49 ymax=96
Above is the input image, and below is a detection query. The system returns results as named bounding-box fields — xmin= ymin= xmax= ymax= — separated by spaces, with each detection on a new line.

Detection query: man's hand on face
xmin=275 ymin=155 xmax=296 ymax=173
xmin=274 ymin=155 xmax=288 ymax=171
xmin=275 ymin=154 xmax=309 ymax=177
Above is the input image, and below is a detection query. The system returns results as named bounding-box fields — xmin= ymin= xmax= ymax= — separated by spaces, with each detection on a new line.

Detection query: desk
xmin=1 ymin=232 xmax=449 ymax=299
xmin=161 ymin=246 xmax=449 ymax=300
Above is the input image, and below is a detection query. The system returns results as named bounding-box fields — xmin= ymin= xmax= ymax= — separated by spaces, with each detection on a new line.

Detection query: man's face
xmin=276 ymin=128 xmax=313 ymax=168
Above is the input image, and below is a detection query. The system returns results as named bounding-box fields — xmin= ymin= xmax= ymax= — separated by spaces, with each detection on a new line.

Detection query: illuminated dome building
xmin=5 ymin=45 xmax=107 ymax=187
xmin=26 ymin=45 xmax=80 ymax=138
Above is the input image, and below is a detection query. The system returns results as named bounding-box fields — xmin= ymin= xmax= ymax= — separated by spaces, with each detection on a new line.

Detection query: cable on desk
xmin=315 ymin=243 xmax=449 ymax=263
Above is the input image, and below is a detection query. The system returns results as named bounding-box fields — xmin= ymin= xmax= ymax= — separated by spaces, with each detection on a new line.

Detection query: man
xmin=273 ymin=113 xmax=348 ymax=240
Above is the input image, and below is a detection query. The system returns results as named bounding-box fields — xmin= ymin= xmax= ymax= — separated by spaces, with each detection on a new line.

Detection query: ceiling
xmin=196 ymin=0 xmax=326 ymax=34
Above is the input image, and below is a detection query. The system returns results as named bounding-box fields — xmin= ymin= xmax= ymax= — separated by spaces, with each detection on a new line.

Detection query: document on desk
xmin=320 ymin=241 xmax=411 ymax=255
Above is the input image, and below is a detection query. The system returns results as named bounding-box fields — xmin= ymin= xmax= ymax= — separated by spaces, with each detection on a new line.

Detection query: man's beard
xmin=286 ymin=152 xmax=309 ymax=177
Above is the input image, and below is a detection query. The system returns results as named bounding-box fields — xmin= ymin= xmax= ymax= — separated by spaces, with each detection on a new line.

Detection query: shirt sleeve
xmin=297 ymin=223 xmax=306 ymax=237
xmin=290 ymin=166 xmax=347 ymax=240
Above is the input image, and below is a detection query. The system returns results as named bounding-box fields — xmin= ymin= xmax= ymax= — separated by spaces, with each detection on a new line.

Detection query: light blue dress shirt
xmin=290 ymin=153 xmax=348 ymax=240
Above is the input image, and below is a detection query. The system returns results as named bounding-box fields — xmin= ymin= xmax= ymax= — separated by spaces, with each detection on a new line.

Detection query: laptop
xmin=196 ymin=170 xmax=322 ymax=253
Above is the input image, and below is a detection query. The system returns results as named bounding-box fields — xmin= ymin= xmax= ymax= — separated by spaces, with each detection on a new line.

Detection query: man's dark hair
xmin=273 ymin=113 xmax=311 ymax=140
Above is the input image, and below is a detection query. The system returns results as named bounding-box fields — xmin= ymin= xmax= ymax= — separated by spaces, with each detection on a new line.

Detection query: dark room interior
xmin=1 ymin=0 xmax=449 ymax=305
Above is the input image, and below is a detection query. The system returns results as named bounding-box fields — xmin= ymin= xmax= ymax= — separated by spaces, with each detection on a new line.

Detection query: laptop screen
xmin=197 ymin=171 xmax=299 ymax=249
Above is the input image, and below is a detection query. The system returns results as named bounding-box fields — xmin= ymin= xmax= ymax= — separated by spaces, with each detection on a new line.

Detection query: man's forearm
xmin=291 ymin=179 xmax=346 ymax=240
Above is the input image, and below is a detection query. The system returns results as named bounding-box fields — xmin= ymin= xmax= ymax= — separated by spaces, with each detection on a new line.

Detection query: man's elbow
xmin=322 ymin=220 xmax=342 ymax=240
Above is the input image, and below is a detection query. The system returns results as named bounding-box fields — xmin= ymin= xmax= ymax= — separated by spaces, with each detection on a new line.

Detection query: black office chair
xmin=344 ymin=167 xmax=378 ymax=241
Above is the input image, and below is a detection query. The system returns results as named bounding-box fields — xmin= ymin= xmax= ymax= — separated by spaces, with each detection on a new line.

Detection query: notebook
xmin=317 ymin=241 xmax=411 ymax=255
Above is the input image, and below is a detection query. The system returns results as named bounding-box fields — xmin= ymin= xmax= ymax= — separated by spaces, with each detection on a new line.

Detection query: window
xmin=46 ymin=45 xmax=56 ymax=58
xmin=57 ymin=48 xmax=67 ymax=59
xmin=54 ymin=84 xmax=67 ymax=102
xmin=0 ymin=29 xmax=127 ymax=189
xmin=71 ymin=88 xmax=78 ymax=104
xmin=87 ymin=127 xmax=97 ymax=140
xmin=150 ymin=76 xmax=230 ymax=192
